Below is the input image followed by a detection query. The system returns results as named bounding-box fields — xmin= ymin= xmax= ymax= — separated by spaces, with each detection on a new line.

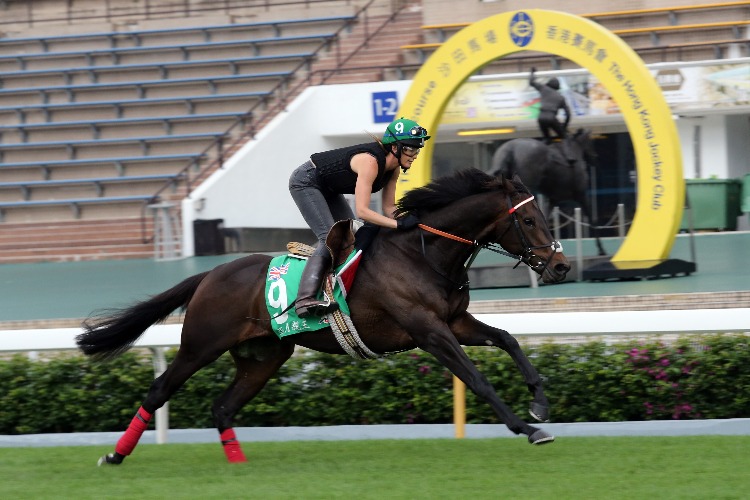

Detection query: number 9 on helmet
xmin=383 ymin=117 xmax=431 ymax=148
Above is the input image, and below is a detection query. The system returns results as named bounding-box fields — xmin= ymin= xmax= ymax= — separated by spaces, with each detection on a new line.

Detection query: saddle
xmin=287 ymin=219 xmax=358 ymax=264
xmin=287 ymin=219 xmax=371 ymax=297
xmin=288 ymin=219 xmax=378 ymax=267
xmin=282 ymin=219 xmax=380 ymax=359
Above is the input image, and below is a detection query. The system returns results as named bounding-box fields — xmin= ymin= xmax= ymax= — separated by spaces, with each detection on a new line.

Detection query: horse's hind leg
xmin=211 ymin=337 xmax=294 ymax=463
xmin=450 ymin=312 xmax=551 ymax=423
xmin=98 ymin=345 xmax=227 ymax=466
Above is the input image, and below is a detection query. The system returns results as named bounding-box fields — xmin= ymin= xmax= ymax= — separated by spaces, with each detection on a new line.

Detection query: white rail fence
xmin=1 ymin=309 xmax=748 ymax=443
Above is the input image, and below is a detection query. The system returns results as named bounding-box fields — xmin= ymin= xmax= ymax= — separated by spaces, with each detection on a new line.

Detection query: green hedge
xmin=1 ymin=334 xmax=748 ymax=434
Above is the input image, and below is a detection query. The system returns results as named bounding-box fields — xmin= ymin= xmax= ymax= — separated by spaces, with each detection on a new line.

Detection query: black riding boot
xmin=295 ymin=254 xmax=339 ymax=318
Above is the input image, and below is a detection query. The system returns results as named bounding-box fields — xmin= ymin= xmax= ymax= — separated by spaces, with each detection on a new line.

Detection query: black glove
xmin=396 ymin=214 xmax=420 ymax=230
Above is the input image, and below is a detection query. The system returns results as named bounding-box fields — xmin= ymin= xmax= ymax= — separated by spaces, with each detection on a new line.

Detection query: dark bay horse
xmin=491 ymin=129 xmax=606 ymax=255
xmin=76 ymin=168 xmax=570 ymax=465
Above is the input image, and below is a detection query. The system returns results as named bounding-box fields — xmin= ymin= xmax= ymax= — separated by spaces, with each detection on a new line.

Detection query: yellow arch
xmin=396 ymin=9 xmax=683 ymax=262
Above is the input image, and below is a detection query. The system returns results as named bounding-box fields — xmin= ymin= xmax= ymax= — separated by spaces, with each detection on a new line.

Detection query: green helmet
xmin=382 ymin=117 xmax=430 ymax=147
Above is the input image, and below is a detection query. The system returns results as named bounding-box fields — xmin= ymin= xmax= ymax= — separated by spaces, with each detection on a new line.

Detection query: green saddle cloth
xmin=264 ymin=253 xmax=354 ymax=338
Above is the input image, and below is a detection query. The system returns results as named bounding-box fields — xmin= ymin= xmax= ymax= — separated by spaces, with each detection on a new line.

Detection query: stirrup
xmin=295 ymin=297 xmax=339 ymax=318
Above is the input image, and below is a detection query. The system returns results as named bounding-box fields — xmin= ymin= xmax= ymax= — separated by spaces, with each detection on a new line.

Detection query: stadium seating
xmin=0 ymin=153 xmax=205 ymax=177
xmin=0 ymin=33 xmax=337 ymax=69
xmin=0 ymin=133 xmax=224 ymax=159
xmin=0 ymin=174 xmax=185 ymax=200
xmin=0 ymin=16 xmax=355 ymax=53
xmin=0 ymin=195 xmax=158 ymax=222
xmin=0 ymin=13 xmax=356 ymax=229
xmin=0 ymin=94 xmax=268 ymax=123
xmin=611 ymin=20 xmax=750 ymax=48
xmin=0 ymin=53 xmax=315 ymax=86
xmin=0 ymin=1 xmax=425 ymax=261
xmin=0 ymin=113 xmax=249 ymax=143
xmin=401 ymin=3 xmax=750 ymax=73
xmin=0 ymin=72 xmax=293 ymax=102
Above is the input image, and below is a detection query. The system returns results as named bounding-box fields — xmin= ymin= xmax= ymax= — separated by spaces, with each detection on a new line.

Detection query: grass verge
xmin=1 ymin=436 xmax=748 ymax=499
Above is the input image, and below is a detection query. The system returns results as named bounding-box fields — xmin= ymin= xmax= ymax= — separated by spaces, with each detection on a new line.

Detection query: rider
xmin=529 ymin=67 xmax=575 ymax=165
xmin=288 ymin=117 xmax=430 ymax=318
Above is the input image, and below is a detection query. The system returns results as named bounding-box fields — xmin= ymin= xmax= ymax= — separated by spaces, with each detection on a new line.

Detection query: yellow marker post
xmin=452 ymin=375 xmax=466 ymax=438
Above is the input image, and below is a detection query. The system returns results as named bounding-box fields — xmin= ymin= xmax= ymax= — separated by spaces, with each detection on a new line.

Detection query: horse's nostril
xmin=555 ymin=263 xmax=571 ymax=274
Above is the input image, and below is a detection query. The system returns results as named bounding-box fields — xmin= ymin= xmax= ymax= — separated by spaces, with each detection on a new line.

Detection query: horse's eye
xmin=523 ymin=217 xmax=535 ymax=227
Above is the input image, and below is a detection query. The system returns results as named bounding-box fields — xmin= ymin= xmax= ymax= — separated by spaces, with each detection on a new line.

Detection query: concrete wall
xmin=676 ymin=114 xmax=750 ymax=180
xmin=181 ymin=79 xmax=412 ymax=255
xmin=725 ymin=114 xmax=750 ymax=180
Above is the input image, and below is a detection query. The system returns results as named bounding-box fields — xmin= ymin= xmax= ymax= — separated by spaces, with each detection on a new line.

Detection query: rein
xmin=418 ymin=224 xmax=474 ymax=246
xmin=418 ymin=223 xmax=522 ymax=270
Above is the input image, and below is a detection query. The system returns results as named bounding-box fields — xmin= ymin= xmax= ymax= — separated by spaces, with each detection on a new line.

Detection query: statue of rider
xmin=529 ymin=67 xmax=575 ymax=166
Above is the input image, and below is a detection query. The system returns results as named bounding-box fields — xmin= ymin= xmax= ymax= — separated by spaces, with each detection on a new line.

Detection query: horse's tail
xmin=76 ymin=271 xmax=210 ymax=360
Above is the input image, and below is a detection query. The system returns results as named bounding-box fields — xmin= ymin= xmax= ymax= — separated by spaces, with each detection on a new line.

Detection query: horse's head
xmin=572 ymin=128 xmax=598 ymax=166
xmin=395 ymin=169 xmax=570 ymax=284
xmin=494 ymin=175 xmax=571 ymax=283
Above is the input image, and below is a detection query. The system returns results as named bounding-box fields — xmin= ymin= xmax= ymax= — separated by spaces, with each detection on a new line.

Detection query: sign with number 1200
xmin=372 ymin=91 xmax=399 ymax=123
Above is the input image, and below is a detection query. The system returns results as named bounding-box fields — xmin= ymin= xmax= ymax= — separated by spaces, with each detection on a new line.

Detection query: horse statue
xmin=491 ymin=128 xmax=606 ymax=256
xmin=76 ymin=168 xmax=570 ymax=466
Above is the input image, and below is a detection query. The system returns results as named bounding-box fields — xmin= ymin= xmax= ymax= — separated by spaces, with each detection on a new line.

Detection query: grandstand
xmin=0 ymin=0 xmax=424 ymax=262
xmin=399 ymin=1 xmax=750 ymax=75
xmin=0 ymin=0 xmax=748 ymax=263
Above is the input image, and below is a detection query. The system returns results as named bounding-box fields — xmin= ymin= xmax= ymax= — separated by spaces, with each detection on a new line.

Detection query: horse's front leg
xmin=405 ymin=311 xmax=553 ymax=445
xmin=450 ymin=312 xmax=550 ymax=422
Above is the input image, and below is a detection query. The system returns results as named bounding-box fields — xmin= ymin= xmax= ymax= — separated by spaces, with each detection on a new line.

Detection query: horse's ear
xmin=511 ymin=174 xmax=526 ymax=188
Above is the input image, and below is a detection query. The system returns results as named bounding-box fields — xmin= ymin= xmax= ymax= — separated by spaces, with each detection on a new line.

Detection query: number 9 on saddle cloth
xmin=265 ymin=220 xmax=379 ymax=338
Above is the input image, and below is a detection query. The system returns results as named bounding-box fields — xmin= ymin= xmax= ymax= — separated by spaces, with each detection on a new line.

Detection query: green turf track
xmin=1 ymin=436 xmax=748 ymax=499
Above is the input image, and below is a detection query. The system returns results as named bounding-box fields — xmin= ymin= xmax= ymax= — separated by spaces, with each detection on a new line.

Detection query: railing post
xmin=150 ymin=347 xmax=169 ymax=445
xmin=617 ymin=203 xmax=625 ymax=238
xmin=528 ymin=265 xmax=539 ymax=288
xmin=575 ymin=207 xmax=583 ymax=282
xmin=149 ymin=202 xmax=181 ymax=261
xmin=216 ymin=136 xmax=224 ymax=169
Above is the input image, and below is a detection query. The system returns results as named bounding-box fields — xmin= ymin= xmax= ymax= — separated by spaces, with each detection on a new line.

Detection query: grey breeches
xmin=289 ymin=160 xmax=355 ymax=257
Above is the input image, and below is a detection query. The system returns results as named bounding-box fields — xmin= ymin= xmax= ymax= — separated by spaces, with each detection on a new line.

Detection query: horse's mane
xmin=395 ymin=168 xmax=528 ymax=216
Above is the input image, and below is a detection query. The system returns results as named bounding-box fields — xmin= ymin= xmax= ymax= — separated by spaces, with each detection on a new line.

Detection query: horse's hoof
xmin=97 ymin=452 xmax=124 ymax=466
xmin=528 ymin=429 xmax=555 ymax=445
xmin=529 ymin=402 xmax=550 ymax=422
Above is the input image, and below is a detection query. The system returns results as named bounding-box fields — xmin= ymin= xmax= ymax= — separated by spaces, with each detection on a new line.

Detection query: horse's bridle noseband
xmin=416 ymin=194 xmax=562 ymax=286
xmin=503 ymin=194 xmax=563 ymax=273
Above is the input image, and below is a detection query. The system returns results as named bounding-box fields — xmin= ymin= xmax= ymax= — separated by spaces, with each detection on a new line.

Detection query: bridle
xmin=416 ymin=194 xmax=563 ymax=287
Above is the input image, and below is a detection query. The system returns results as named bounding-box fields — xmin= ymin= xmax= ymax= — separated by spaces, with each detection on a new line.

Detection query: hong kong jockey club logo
xmin=509 ymin=11 xmax=534 ymax=48
xmin=268 ymin=263 xmax=289 ymax=281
